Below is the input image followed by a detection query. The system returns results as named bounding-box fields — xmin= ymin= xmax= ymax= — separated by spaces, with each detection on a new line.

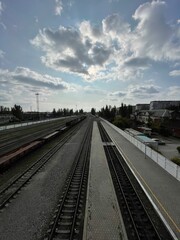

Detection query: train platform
xmin=83 ymin=121 xmax=127 ymax=240
xmin=101 ymin=119 xmax=180 ymax=240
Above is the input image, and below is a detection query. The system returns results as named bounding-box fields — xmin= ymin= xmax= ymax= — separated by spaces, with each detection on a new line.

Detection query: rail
xmin=44 ymin=121 xmax=92 ymax=240
xmin=98 ymin=121 xmax=174 ymax=240
xmin=0 ymin=124 xmax=81 ymax=210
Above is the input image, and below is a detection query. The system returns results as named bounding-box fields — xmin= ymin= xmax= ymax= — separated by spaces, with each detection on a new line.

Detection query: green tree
xmin=91 ymin=108 xmax=96 ymax=115
xmin=52 ymin=108 xmax=57 ymax=117
xmin=79 ymin=109 xmax=84 ymax=114
xmin=11 ymin=104 xmax=23 ymax=120
xmin=69 ymin=109 xmax=74 ymax=115
xmin=113 ymin=116 xmax=131 ymax=129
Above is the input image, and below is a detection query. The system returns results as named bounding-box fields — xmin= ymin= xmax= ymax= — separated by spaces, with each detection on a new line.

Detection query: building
xmin=150 ymin=101 xmax=180 ymax=110
xmin=135 ymin=104 xmax=150 ymax=111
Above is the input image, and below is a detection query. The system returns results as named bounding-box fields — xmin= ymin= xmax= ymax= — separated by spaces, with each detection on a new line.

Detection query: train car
xmin=42 ymin=131 xmax=59 ymax=142
xmin=65 ymin=115 xmax=86 ymax=127
xmin=0 ymin=141 xmax=42 ymax=172
xmin=66 ymin=118 xmax=79 ymax=127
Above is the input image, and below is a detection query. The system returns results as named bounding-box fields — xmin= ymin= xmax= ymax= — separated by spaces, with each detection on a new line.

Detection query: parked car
xmin=152 ymin=138 xmax=165 ymax=145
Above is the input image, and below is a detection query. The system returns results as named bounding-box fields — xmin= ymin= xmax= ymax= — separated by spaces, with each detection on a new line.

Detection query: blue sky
xmin=0 ymin=0 xmax=180 ymax=112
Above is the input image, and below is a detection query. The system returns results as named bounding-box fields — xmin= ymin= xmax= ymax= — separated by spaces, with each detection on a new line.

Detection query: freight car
xmin=66 ymin=115 xmax=86 ymax=127
xmin=0 ymin=116 xmax=86 ymax=172
xmin=0 ymin=141 xmax=43 ymax=172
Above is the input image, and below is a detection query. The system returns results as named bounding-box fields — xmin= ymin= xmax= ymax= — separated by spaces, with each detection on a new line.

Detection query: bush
xmin=113 ymin=116 xmax=131 ymax=129
xmin=171 ymin=157 xmax=180 ymax=166
xmin=177 ymin=146 xmax=180 ymax=153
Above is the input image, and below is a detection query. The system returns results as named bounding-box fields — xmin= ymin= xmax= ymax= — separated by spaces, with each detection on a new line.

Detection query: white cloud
xmin=166 ymin=86 xmax=180 ymax=98
xmin=31 ymin=25 xmax=113 ymax=79
xmin=109 ymin=91 xmax=126 ymax=98
xmin=0 ymin=1 xmax=6 ymax=30
xmin=157 ymin=86 xmax=180 ymax=101
xmin=102 ymin=13 xmax=131 ymax=37
xmin=107 ymin=83 xmax=160 ymax=104
xmin=31 ymin=1 xmax=180 ymax=82
xmin=83 ymin=86 xmax=107 ymax=95
xmin=0 ymin=2 xmax=3 ymax=15
xmin=169 ymin=70 xmax=180 ymax=77
xmin=0 ymin=67 xmax=78 ymax=93
xmin=132 ymin=1 xmax=180 ymax=61
xmin=55 ymin=0 xmax=63 ymax=16
xmin=0 ymin=22 xmax=6 ymax=30
xmin=0 ymin=67 xmax=82 ymax=110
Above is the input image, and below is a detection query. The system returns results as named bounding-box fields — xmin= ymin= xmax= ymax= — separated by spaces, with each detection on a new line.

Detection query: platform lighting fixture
xmin=35 ymin=93 xmax=40 ymax=120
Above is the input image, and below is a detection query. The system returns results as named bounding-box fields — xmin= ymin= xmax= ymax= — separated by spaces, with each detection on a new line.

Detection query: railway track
xmin=0 ymin=123 xmax=82 ymax=211
xmin=98 ymin=121 xmax=173 ymax=240
xmin=44 ymin=121 xmax=92 ymax=240
xmin=97 ymin=121 xmax=112 ymax=142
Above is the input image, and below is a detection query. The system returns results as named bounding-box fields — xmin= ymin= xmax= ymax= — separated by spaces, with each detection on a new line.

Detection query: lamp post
xmin=35 ymin=93 xmax=40 ymax=120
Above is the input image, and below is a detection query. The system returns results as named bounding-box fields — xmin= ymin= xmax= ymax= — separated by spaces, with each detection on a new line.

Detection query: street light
xmin=35 ymin=93 xmax=40 ymax=120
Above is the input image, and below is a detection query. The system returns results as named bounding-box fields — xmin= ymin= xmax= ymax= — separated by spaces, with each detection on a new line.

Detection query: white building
xmin=150 ymin=101 xmax=180 ymax=110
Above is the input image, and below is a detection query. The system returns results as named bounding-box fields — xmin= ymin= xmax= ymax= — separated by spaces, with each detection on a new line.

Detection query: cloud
xmin=31 ymin=1 xmax=180 ymax=82
xmin=166 ymin=86 xmax=180 ymax=98
xmin=31 ymin=25 xmax=113 ymax=79
xmin=109 ymin=91 xmax=126 ymax=98
xmin=83 ymin=86 xmax=107 ymax=95
xmin=102 ymin=13 xmax=131 ymax=37
xmin=132 ymin=1 xmax=180 ymax=61
xmin=0 ymin=1 xmax=6 ymax=30
xmin=128 ymin=84 xmax=160 ymax=99
xmin=0 ymin=90 xmax=12 ymax=102
xmin=0 ymin=49 xmax=5 ymax=58
xmin=169 ymin=70 xmax=180 ymax=77
xmin=0 ymin=67 xmax=81 ymax=109
xmin=35 ymin=16 xmax=39 ymax=23
xmin=108 ymin=84 xmax=160 ymax=102
xmin=0 ymin=67 xmax=77 ymax=92
xmin=0 ymin=2 xmax=3 ymax=15
xmin=13 ymin=67 xmax=69 ymax=90
xmin=124 ymin=57 xmax=151 ymax=68
xmin=55 ymin=0 xmax=63 ymax=16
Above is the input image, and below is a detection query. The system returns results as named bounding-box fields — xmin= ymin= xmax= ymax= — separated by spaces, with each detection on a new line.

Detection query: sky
xmin=0 ymin=0 xmax=180 ymax=112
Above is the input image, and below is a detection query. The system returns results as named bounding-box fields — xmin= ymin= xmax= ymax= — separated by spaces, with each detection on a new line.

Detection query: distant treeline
xmin=98 ymin=104 xmax=133 ymax=121
xmin=0 ymin=105 xmax=85 ymax=122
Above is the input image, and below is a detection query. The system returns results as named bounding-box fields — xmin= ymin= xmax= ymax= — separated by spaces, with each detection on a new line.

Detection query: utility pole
xmin=35 ymin=93 xmax=40 ymax=120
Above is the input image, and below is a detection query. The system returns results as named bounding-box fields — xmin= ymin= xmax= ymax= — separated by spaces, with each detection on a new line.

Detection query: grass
xmin=177 ymin=146 xmax=180 ymax=153
xmin=171 ymin=157 xmax=180 ymax=166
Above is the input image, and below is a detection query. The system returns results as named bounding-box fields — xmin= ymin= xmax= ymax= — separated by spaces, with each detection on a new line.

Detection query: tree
xmin=11 ymin=104 xmax=23 ymax=120
xmin=69 ymin=109 xmax=74 ymax=116
xmin=79 ymin=109 xmax=84 ymax=114
xmin=91 ymin=108 xmax=96 ymax=115
xmin=52 ymin=108 xmax=57 ymax=117
xmin=113 ymin=116 xmax=131 ymax=129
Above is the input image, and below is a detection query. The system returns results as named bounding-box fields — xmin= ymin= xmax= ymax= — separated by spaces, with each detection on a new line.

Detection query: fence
xmin=0 ymin=116 xmax=73 ymax=131
xmin=102 ymin=119 xmax=180 ymax=181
